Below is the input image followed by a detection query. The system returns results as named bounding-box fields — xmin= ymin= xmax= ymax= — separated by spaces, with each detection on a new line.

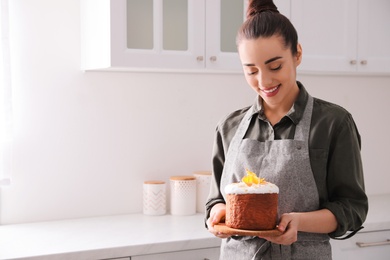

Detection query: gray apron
xmin=220 ymin=95 xmax=331 ymax=260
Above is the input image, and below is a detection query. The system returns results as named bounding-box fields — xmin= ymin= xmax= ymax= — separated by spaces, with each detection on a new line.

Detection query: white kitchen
xmin=0 ymin=0 xmax=390 ymax=259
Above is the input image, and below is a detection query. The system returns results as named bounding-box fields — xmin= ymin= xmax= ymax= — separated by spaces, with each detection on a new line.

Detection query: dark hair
xmin=237 ymin=0 xmax=298 ymax=55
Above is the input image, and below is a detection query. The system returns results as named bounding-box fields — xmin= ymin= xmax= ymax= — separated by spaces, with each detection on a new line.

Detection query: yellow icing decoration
xmin=242 ymin=169 xmax=266 ymax=186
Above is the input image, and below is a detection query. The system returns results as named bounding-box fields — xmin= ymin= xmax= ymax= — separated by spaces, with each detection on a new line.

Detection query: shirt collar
xmin=250 ymin=81 xmax=309 ymax=125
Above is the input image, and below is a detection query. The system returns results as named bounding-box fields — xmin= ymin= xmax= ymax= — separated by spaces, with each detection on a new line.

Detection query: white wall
xmin=1 ymin=0 xmax=389 ymax=224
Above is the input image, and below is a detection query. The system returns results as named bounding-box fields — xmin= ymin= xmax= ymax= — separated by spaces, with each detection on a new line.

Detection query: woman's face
xmin=238 ymin=35 xmax=302 ymax=108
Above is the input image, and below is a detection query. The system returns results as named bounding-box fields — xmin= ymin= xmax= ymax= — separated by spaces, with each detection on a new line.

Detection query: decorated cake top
xmin=224 ymin=169 xmax=279 ymax=194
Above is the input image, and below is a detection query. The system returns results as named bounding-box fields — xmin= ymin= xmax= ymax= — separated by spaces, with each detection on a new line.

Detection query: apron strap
xmin=251 ymin=241 xmax=271 ymax=260
xmin=332 ymin=226 xmax=364 ymax=240
xmin=294 ymin=95 xmax=313 ymax=141
xmin=220 ymin=104 xmax=257 ymax=199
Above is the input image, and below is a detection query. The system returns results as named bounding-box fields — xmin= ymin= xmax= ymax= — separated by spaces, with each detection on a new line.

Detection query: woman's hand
xmin=258 ymin=213 xmax=299 ymax=245
xmin=206 ymin=203 xmax=231 ymax=239
xmin=258 ymin=209 xmax=337 ymax=245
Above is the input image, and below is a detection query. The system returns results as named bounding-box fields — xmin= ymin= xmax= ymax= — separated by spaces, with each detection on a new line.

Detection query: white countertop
xmin=0 ymin=194 xmax=389 ymax=260
xmin=0 ymin=213 xmax=220 ymax=260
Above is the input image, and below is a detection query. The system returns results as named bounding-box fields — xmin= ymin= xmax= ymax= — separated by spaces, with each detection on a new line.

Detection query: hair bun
xmin=247 ymin=0 xmax=279 ymax=19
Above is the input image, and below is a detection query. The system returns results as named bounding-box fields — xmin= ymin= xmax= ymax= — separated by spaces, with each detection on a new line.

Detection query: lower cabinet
xmin=107 ymin=230 xmax=389 ymax=260
xmin=330 ymin=230 xmax=390 ymax=260
xmin=131 ymin=247 xmax=220 ymax=260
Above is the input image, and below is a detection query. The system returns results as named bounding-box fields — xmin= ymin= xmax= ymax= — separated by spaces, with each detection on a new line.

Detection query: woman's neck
xmin=263 ymin=83 xmax=300 ymax=126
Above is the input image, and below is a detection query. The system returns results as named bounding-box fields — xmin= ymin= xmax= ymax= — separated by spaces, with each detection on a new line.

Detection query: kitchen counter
xmin=0 ymin=213 xmax=220 ymax=260
xmin=1 ymin=194 xmax=389 ymax=260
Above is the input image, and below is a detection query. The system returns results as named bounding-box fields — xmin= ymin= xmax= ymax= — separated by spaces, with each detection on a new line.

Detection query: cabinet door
xmin=290 ymin=0 xmax=358 ymax=73
xmin=120 ymin=0 xmax=205 ymax=70
xmin=205 ymin=0 xmax=245 ymax=71
xmin=357 ymin=0 xmax=390 ymax=73
xmin=331 ymin=230 xmax=390 ymax=260
xmin=132 ymin=247 xmax=220 ymax=260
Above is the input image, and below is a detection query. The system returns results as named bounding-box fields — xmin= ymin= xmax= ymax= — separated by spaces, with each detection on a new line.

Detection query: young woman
xmin=205 ymin=0 xmax=368 ymax=259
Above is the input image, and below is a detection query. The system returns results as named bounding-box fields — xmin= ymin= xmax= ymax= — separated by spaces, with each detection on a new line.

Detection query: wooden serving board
xmin=214 ymin=223 xmax=283 ymax=237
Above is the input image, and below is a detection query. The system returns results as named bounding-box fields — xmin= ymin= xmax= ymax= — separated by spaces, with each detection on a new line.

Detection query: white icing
xmin=224 ymin=182 xmax=279 ymax=194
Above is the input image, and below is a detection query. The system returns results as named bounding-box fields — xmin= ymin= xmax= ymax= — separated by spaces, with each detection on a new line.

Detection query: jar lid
xmin=170 ymin=176 xmax=196 ymax=181
xmin=193 ymin=171 xmax=212 ymax=176
xmin=144 ymin=180 xmax=166 ymax=184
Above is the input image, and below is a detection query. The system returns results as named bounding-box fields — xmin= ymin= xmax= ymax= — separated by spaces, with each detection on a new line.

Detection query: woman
xmin=205 ymin=0 xmax=368 ymax=259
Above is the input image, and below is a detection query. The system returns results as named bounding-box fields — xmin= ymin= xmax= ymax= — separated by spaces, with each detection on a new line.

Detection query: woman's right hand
xmin=206 ymin=203 xmax=231 ymax=238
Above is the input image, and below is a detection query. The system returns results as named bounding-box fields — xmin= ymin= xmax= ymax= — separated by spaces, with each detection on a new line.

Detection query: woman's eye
xmin=247 ymin=71 xmax=258 ymax=75
xmin=270 ymin=65 xmax=282 ymax=71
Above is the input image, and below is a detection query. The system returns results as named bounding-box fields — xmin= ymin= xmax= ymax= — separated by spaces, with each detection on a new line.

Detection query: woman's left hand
xmin=258 ymin=209 xmax=337 ymax=245
xmin=258 ymin=213 xmax=299 ymax=245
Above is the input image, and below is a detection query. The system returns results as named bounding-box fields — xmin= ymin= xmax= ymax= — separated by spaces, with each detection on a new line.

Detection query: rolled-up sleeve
xmin=321 ymin=113 xmax=368 ymax=238
xmin=205 ymin=126 xmax=226 ymax=224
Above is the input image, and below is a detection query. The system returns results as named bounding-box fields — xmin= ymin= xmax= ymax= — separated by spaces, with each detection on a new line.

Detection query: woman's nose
xmin=258 ymin=71 xmax=273 ymax=87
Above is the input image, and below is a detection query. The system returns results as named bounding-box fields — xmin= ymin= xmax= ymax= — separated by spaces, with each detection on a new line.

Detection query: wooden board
xmin=214 ymin=223 xmax=283 ymax=237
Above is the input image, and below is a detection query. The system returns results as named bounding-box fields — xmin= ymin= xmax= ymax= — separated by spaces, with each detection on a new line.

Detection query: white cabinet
xmin=331 ymin=230 xmax=390 ymax=260
xmin=357 ymin=0 xmax=390 ymax=74
xmin=131 ymin=247 xmax=220 ymax=260
xmin=291 ymin=0 xmax=390 ymax=74
xmin=81 ymin=0 xmax=243 ymax=72
xmin=81 ymin=0 xmax=290 ymax=72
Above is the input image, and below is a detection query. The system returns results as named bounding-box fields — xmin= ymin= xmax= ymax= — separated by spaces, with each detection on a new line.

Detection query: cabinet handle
xmin=350 ymin=60 xmax=357 ymax=65
xmin=356 ymin=239 xmax=390 ymax=248
xmin=360 ymin=60 xmax=368 ymax=65
xmin=210 ymin=56 xmax=217 ymax=62
xmin=197 ymin=56 xmax=204 ymax=62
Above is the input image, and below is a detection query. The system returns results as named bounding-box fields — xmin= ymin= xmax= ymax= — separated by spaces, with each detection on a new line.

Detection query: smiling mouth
xmin=262 ymin=84 xmax=280 ymax=93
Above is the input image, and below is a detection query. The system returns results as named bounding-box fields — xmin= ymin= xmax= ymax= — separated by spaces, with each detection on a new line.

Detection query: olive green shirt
xmin=206 ymin=82 xmax=368 ymax=238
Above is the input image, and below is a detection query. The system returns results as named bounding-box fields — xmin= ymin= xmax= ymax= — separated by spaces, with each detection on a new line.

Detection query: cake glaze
xmin=224 ymin=181 xmax=279 ymax=195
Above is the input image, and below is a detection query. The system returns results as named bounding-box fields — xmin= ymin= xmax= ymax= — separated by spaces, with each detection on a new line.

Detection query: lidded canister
xmin=170 ymin=176 xmax=196 ymax=215
xmin=193 ymin=171 xmax=212 ymax=213
xmin=143 ymin=181 xmax=166 ymax=216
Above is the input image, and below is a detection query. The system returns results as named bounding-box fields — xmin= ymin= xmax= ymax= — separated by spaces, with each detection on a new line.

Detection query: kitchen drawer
xmin=102 ymin=256 xmax=131 ymax=260
xmin=331 ymin=230 xmax=390 ymax=260
xmin=131 ymin=247 xmax=220 ymax=260
xmin=100 ymin=258 xmax=130 ymax=260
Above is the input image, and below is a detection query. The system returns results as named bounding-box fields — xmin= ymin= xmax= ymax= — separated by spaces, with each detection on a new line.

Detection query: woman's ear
xmin=295 ymin=43 xmax=302 ymax=66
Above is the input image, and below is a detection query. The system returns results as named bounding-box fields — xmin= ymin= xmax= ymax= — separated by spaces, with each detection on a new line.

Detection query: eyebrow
xmin=243 ymin=56 xmax=283 ymax=66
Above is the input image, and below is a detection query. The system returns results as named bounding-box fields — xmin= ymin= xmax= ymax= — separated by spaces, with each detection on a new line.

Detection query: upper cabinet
xmin=81 ymin=0 xmax=241 ymax=72
xmin=291 ymin=0 xmax=390 ymax=74
xmin=357 ymin=0 xmax=390 ymax=74
xmin=81 ymin=0 xmax=389 ymax=74
xmin=81 ymin=0 xmax=291 ymax=72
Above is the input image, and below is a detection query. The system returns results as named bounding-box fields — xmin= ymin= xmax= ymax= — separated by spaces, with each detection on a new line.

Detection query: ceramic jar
xmin=193 ymin=171 xmax=212 ymax=213
xmin=143 ymin=181 xmax=166 ymax=216
xmin=170 ymin=176 xmax=196 ymax=215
